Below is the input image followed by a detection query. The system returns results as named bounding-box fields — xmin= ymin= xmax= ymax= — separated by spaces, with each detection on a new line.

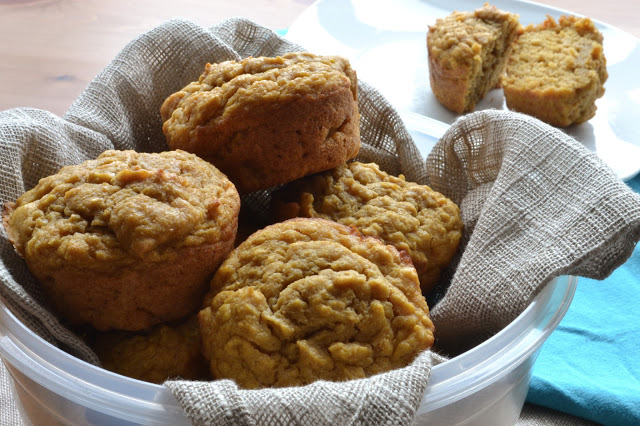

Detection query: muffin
xmin=92 ymin=315 xmax=209 ymax=384
xmin=427 ymin=4 xmax=521 ymax=113
xmin=501 ymin=15 xmax=607 ymax=127
xmin=199 ymin=218 xmax=435 ymax=389
xmin=2 ymin=150 xmax=240 ymax=331
xmin=271 ymin=162 xmax=463 ymax=294
xmin=161 ymin=52 xmax=361 ymax=194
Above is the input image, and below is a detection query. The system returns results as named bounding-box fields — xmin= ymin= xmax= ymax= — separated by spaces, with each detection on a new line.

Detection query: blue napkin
xmin=527 ymin=175 xmax=640 ymax=425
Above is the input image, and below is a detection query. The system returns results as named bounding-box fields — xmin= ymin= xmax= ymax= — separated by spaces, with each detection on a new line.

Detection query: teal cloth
xmin=527 ymin=174 xmax=640 ymax=425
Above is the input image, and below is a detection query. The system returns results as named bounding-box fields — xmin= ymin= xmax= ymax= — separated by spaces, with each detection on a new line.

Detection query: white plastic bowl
xmin=0 ymin=275 xmax=576 ymax=425
xmin=0 ymin=115 xmax=578 ymax=425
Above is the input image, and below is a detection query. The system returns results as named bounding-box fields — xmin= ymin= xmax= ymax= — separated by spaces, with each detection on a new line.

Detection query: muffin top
xmin=93 ymin=315 xmax=209 ymax=384
xmin=428 ymin=4 xmax=520 ymax=70
xmin=3 ymin=149 xmax=239 ymax=272
xmin=272 ymin=162 xmax=463 ymax=293
xmin=502 ymin=15 xmax=607 ymax=94
xmin=161 ymin=52 xmax=357 ymax=139
xmin=199 ymin=218 xmax=434 ymax=389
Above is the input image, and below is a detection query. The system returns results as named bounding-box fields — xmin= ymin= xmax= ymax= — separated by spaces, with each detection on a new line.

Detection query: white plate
xmin=286 ymin=0 xmax=640 ymax=181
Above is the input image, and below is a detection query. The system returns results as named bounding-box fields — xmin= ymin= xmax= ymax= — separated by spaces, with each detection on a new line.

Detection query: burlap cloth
xmin=1 ymin=18 xmax=640 ymax=426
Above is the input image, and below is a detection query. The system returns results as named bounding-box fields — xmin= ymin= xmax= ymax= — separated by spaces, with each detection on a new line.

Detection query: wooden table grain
xmin=0 ymin=0 xmax=637 ymax=116
xmin=0 ymin=0 xmax=314 ymax=116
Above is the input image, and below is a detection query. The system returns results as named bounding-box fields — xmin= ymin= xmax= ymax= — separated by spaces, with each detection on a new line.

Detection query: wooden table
xmin=0 ymin=0 xmax=638 ymax=116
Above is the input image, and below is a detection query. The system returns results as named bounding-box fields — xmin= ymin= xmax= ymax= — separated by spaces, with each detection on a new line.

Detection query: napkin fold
xmin=425 ymin=111 xmax=640 ymax=354
xmin=1 ymin=17 xmax=639 ymax=426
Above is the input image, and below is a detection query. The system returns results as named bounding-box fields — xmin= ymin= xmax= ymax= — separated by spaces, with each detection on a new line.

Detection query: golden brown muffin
xmin=161 ymin=52 xmax=361 ymax=194
xmin=2 ymin=150 xmax=240 ymax=331
xmin=427 ymin=4 xmax=521 ymax=113
xmin=199 ymin=218 xmax=435 ymax=389
xmin=92 ymin=315 xmax=209 ymax=384
xmin=271 ymin=162 xmax=463 ymax=295
xmin=501 ymin=15 xmax=607 ymax=127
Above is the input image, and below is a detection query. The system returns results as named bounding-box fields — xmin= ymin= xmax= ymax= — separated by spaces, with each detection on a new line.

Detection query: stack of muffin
xmin=3 ymin=52 xmax=463 ymax=388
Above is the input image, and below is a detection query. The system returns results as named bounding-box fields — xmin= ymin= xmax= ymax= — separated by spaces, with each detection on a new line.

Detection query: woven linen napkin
xmin=1 ymin=17 xmax=640 ymax=426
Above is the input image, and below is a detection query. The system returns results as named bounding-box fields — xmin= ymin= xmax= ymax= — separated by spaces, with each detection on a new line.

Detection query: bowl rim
xmin=0 ymin=275 xmax=577 ymax=424
xmin=417 ymin=275 xmax=577 ymax=413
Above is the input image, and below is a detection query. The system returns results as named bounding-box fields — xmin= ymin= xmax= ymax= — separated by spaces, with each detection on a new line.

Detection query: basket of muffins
xmin=0 ymin=0 xmax=609 ymax=401
xmin=2 ymin=51 xmax=464 ymax=388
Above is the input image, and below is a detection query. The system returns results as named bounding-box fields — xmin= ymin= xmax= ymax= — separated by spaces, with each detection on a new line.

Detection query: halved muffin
xmin=427 ymin=4 xmax=520 ymax=113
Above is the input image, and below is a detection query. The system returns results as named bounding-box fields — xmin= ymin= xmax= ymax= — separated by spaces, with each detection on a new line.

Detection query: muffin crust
xmin=92 ymin=315 xmax=209 ymax=384
xmin=199 ymin=218 xmax=434 ymax=389
xmin=3 ymin=150 xmax=240 ymax=331
xmin=161 ymin=52 xmax=361 ymax=193
xmin=271 ymin=162 xmax=463 ymax=294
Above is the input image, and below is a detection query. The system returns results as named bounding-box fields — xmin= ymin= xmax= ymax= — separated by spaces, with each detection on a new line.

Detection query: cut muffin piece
xmin=427 ymin=4 xmax=521 ymax=113
xmin=501 ymin=15 xmax=607 ymax=127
